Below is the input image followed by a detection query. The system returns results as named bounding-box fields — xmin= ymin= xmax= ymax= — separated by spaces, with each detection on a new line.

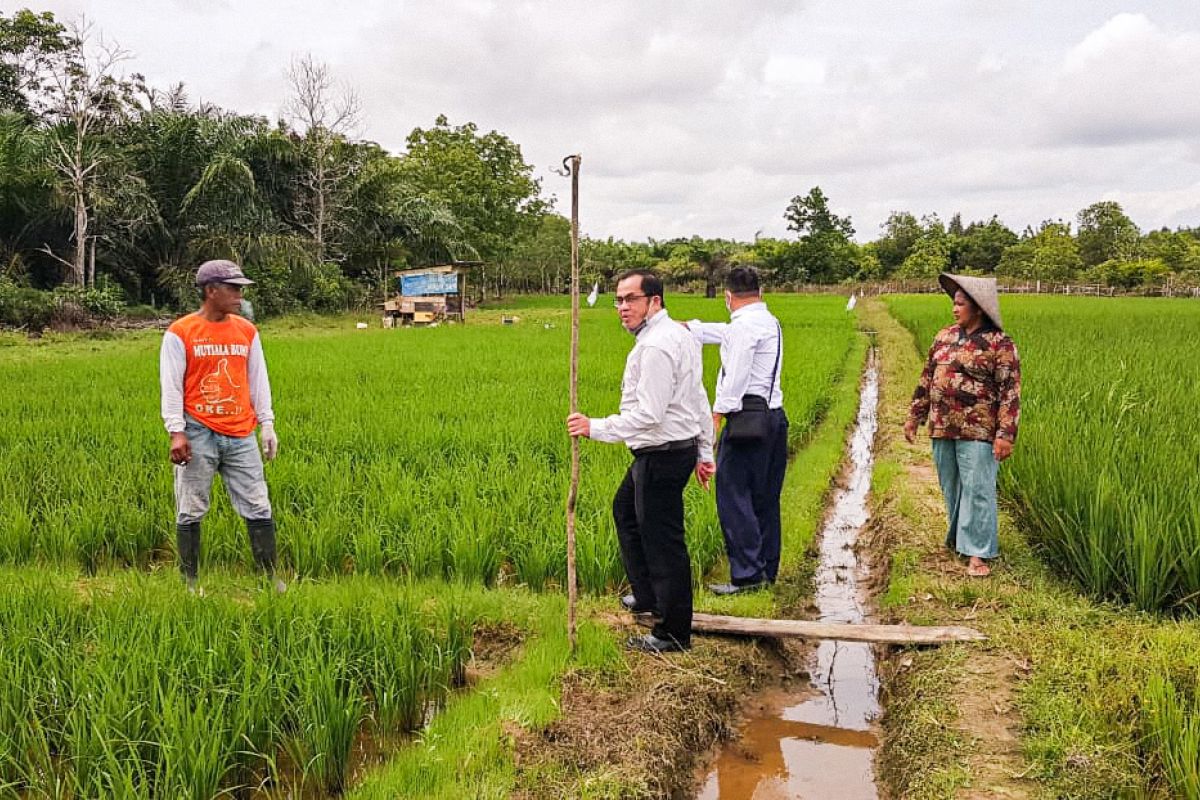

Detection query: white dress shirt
xmin=589 ymin=309 xmax=715 ymax=462
xmin=688 ymin=301 xmax=784 ymax=414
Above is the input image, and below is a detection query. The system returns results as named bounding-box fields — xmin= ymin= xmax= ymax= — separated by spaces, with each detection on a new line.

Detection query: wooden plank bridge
xmin=635 ymin=611 xmax=985 ymax=645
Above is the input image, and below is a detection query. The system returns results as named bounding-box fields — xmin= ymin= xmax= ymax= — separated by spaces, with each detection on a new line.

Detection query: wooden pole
xmin=564 ymin=154 xmax=582 ymax=653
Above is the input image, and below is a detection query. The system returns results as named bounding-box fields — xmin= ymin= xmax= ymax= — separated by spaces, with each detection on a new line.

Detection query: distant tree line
xmin=0 ymin=9 xmax=546 ymax=327
xmin=568 ymin=190 xmax=1200 ymax=299
xmin=3 ymin=9 xmax=1199 ymax=329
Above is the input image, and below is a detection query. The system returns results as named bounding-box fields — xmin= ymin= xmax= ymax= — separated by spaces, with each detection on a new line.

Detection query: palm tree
xmin=0 ymin=111 xmax=60 ymax=282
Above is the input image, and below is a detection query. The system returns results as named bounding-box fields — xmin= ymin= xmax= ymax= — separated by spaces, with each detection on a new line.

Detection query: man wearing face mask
xmin=566 ymin=269 xmax=715 ymax=653
xmin=686 ymin=266 xmax=788 ymax=596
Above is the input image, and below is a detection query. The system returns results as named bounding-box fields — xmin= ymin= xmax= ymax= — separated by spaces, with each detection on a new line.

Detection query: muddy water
xmin=697 ymin=353 xmax=881 ymax=800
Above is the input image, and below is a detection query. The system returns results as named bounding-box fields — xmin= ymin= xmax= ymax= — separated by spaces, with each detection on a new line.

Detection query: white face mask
xmin=724 ymin=292 xmax=733 ymax=313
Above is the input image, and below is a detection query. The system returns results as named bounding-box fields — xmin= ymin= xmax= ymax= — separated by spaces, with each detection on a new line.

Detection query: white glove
xmin=260 ymin=423 xmax=279 ymax=461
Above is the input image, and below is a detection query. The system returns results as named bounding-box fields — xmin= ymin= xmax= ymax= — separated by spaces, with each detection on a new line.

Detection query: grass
xmin=867 ymin=297 xmax=1200 ymax=800
xmin=0 ymin=295 xmax=855 ymax=593
xmin=0 ymin=294 xmax=867 ymax=798
xmin=348 ymin=596 xmax=623 ymax=800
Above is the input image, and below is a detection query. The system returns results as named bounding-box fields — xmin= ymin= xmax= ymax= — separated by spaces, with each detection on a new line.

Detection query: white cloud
xmin=26 ymin=1 xmax=1200 ymax=240
xmin=1046 ymin=12 xmax=1200 ymax=145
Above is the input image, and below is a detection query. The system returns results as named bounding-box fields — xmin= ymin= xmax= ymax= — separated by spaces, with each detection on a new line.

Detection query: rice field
xmin=885 ymin=294 xmax=1200 ymax=613
xmin=0 ymin=570 xmax=481 ymax=798
xmin=0 ymin=295 xmax=857 ymax=592
xmin=0 ymin=294 xmax=861 ymax=797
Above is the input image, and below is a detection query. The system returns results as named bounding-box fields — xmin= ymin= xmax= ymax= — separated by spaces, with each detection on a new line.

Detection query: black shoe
xmin=707 ymin=581 xmax=769 ymax=596
xmin=620 ymin=594 xmax=660 ymax=615
xmin=626 ymin=633 xmax=689 ymax=653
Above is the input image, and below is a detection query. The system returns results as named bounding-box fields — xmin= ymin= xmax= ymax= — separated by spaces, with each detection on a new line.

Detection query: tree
xmin=785 ymin=186 xmax=854 ymax=239
xmin=1086 ymin=258 xmax=1170 ymax=289
xmin=42 ymin=17 xmax=130 ymax=286
xmin=339 ymin=143 xmax=466 ymax=289
xmin=997 ymin=221 xmax=1081 ymax=283
xmin=397 ymin=114 xmax=545 ymax=269
xmin=899 ymin=235 xmax=950 ymax=279
xmin=854 ymin=242 xmax=884 ymax=281
xmin=1076 ymin=201 xmax=1139 ymax=269
xmin=0 ymin=9 xmax=74 ymax=116
xmin=897 ymin=215 xmax=950 ymax=279
xmin=952 ymin=216 xmax=1018 ymax=273
xmin=110 ymin=101 xmax=297 ymax=303
xmin=947 ymin=212 xmax=965 ymax=237
xmin=658 ymin=237 xmax=739 ymax=297
xmin=0 ymin=111 xmax=56 ymax=274
xmin=1141 ymin=229 xmax=1200 ymax=274
xmin=783 ymin=186 xmax=857 ymax=284
xmin=501 ymin=213 xmax=570 ymax=293
xmin=747 ymin=237 xmax=805 ymax=284
xmin=875 ymin=211 xmax=922 ymax=274
xmin=285 ymin=55 xmax=360 ymax=262
xmin=582 ymin=237 xmax=655 ymax=285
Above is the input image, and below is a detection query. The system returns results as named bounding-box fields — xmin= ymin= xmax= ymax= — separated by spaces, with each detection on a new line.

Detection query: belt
xmin=631 ymin=437 xmax=698 ymax=457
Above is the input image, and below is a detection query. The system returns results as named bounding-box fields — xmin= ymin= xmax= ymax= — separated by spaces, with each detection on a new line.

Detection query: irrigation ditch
xmin=691 ymin=349 xmax=883 ymax=799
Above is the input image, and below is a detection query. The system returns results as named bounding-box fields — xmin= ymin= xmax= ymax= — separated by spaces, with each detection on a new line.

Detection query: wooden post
xmin=564 ymin=154 xmax=582 ymax=653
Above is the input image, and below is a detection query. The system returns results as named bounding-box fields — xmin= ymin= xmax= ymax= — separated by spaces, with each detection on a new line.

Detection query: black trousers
xmin=613 ymin=446 xmax=697 ymax=645
xmin=716 ymin=408 xmax=789 ymax=585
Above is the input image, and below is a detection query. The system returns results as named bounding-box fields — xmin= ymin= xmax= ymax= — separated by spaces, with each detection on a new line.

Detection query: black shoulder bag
xmin=723 ymin=322 xmax=782 ymax=443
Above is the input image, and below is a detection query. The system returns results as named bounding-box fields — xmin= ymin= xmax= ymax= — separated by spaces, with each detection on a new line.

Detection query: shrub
xmin=1085 ymin=258 xmax=1171 ymax=289
xmin=0 ymin=278 xmax=55 ymax=329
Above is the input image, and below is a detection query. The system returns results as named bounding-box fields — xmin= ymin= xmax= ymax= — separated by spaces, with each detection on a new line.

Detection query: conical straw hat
xmin=938 ymin=273 xmax=1003 ymax=330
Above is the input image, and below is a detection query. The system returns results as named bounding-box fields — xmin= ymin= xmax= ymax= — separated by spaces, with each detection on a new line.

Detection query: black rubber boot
xmin=176 ymin=521 xmax=201 ymax=586
xmin=246 ymin=517 xmax=286 ymax=592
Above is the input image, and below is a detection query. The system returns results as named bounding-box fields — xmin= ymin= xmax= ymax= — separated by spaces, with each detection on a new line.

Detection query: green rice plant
xmin=365 ymin=618 xmax=433 ymax=733
xmin=283 ymin=652 xmax=365 ymax=795
xmin=0 ymin=569 xmax=482 ymax=798
xmin=1143 ymin=671 xmax=1200 ymax=798
xmin=154 ymin=680 xmax=239 ymax=799
xmin=0 ymin=296 xmax=857 ymax=594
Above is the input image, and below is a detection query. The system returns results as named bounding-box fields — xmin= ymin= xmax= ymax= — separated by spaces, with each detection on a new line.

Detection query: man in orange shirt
xmin=160 ymin=259 xmax=284 ymax=593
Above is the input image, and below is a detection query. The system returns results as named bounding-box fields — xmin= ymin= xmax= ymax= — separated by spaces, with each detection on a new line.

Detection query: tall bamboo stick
xmin=564 ymin=154 xmax=581 ymax=653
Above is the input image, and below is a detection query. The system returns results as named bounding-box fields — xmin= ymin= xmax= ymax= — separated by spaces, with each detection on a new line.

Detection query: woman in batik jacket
xmin=904 ymin=273 xmax=1021 ymax=577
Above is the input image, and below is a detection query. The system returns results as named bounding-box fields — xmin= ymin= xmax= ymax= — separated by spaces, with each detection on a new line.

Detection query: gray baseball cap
xmin=195 ymin=259 xmax=255 ymax=286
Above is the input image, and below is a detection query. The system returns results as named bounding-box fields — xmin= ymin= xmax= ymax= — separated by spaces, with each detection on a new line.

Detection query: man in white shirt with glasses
xmin=567 ymin=269 xmax=715 ymax=653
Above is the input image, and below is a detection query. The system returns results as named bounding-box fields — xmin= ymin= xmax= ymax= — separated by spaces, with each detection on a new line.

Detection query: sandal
xmin=967 ymin=562 xmax=991 ymax=578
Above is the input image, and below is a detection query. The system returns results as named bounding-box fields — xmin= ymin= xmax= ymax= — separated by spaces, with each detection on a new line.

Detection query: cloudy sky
xmin=20 ymin=0 xmax=1200 ymax=241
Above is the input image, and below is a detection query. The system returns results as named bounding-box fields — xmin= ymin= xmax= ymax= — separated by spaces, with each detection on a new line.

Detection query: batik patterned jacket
xmin=908 ymin=324 xmax=1021 ymax=443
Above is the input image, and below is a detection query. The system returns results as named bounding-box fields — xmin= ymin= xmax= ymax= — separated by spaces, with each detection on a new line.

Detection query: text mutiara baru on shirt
xmin=192 ymin=343 xmax=250 ymax=358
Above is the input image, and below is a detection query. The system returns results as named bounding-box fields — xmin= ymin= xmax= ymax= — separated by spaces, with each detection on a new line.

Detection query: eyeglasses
xmin=613 ymin=293 xmax=648 ymax=308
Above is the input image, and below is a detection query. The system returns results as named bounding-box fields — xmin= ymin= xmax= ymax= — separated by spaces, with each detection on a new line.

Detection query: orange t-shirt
xmin=168 ymin=313 xmax=260 ymax=437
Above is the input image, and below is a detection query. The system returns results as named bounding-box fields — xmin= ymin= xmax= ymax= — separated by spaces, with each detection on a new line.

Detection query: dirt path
xmin=863 ymin=298 xmax=1038 ymax=800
